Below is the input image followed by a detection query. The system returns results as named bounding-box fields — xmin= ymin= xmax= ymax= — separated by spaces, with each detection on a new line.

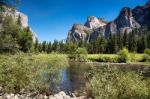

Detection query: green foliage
xmin=0 ymin=53 xmax=68 ymax=93
xmin=88 ymin=54 xmax=144 ymax=63
xmin=74 ymin=48 xmax=88 ymax=61
xmin=143 ymin=48 xmax=150 ymax=62
xmin=68 ymin=47 xmax=88 ymax=61
xmin=0 ymin=15 xmax=34 ymax=53
xmin=86 ymin=66 xmax=150 ymax=99
xmin=118 ymin=48 xmax=130 ymax=63
xmin=144 ymin=48 xmax=150 ymax=56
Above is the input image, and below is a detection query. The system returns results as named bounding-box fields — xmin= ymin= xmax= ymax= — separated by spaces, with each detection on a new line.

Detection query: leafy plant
xmin=118 ymin=48 xmax=130 ymax=63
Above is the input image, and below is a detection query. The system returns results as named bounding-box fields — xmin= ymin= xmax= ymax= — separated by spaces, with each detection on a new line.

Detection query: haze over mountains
xmin=67 ymin=1 xmax=150 ymax=43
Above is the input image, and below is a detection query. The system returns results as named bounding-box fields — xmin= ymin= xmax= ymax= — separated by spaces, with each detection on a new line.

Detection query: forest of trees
xmin=32 ymin=27 xmax=149 ymax=54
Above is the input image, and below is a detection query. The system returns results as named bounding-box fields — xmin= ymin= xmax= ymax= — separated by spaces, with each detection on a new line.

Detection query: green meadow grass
xmin=87 ymin=53 xmax=145 ymax=63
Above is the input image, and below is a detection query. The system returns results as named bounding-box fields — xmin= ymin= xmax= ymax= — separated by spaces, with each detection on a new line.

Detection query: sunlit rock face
xmin=0 ymin=7 xmax=28 ymax=28
xmin=67 ymin=16 xmax=107 ymax=43
xmin=67 ymin=24 xmax=93 ymax=43
xmin=84 ymin=16 xmax=107 ymax=29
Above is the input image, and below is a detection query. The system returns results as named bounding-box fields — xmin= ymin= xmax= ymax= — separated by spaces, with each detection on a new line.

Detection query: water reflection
xmin=60 ymin=62 xmax=91 ymax=94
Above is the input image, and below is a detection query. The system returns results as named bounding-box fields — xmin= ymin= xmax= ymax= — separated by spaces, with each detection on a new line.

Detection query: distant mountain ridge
xmin=67 ymin=1 xmax=150 ymax=43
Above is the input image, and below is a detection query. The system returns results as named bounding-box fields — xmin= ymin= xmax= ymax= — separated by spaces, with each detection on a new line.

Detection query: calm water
xmin=51 ymin=62 xmax=150 ymax=94
xmin=59 ymin=62 xmax=92 ymax=94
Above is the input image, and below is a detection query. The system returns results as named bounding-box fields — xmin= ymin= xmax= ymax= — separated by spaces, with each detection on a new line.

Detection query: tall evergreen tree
xmin=42 ymin=41 xmax=47 ymax=52
xmin=123 ymin=31 xmax=129 ymax=49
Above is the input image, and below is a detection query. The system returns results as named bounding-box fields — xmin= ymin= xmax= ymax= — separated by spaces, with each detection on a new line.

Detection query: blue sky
xmin=18 ymin=0 xmax=148 ymax=42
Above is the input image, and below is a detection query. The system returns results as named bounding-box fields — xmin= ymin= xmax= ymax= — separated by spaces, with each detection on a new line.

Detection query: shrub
xmin=144 ymin=48 xmax=150 ymax=56
xmin=86 ymin=66 xmax=150 ymax=99
xmin=69 ymin=48 xmax=88 ymax=62
xmin=75 ymin=48 xmax=88 ymax=61
xmin=143 ymin=49 xmax=150 ymax=62
xmin=118 ymin=48 xmax=130 ymax=63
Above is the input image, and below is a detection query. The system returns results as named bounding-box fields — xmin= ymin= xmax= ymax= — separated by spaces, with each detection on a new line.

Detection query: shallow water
xmin=52 ymin=62 xmax=150 ymax=94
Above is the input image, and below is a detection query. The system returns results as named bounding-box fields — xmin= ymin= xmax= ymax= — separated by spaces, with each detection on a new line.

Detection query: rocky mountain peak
xmin=132 ymin=0 xmax=150 ymax=27
xmin=115 ymin=7 xmax=140 ymax=29
xmin=84 ymin=16 xmax=106 ymax=29
xmin=119 ymin=7 xmax=132 ymax=18
xmin=67 ymin=1 xmax=150 ymax=43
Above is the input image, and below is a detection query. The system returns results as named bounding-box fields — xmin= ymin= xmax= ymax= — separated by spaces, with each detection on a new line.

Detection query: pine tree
xmin=52 ymin=40 xmax=59 ymax=52
xmin=42 ymin=41 xmax=47 ymax=52
xmin=47 ymin=42 xmax=52 ymax=53
xmin=123 ymin=31 xmax=129 ymax=49
xmin=34 ymin=38 xmax=39 ymax=52
xmin=17 ymin=14 xmax=22 ymax=26
xmin=117 ymin=32 xmax=123 ymax=51
xmin=112 ymin=34 xmax=118 ymax=53
xmin=128 ymin=31 xmax=137 ymax=52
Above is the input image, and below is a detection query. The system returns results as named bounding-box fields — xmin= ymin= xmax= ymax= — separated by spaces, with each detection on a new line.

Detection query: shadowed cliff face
xmin=67 ymin=1 xmax=150 ymax=43
xmin=132 ymin=1 xmax=150 ymax=28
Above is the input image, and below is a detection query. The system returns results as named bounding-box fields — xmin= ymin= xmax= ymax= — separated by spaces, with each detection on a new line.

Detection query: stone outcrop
xmin=67 ymin=1 xmax=150 ymax=43
xmin=84 ymin=16 xmax=107 ymax=29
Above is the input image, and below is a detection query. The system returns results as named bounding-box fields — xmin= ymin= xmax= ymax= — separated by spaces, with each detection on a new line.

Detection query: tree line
xmin=34 ymin=27 xmax=150 ymax=54
xmin=0 ymin=12 xmax=150 ymax=54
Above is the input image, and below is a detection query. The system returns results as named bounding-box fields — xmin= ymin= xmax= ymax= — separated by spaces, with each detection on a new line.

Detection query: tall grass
xmin=87 ymin=53 xmax=144 ymax=63
xmin=86 ymin=65 xmax=150 ymax=99
xmin=0 ymin=53 xmax=68 ymax=93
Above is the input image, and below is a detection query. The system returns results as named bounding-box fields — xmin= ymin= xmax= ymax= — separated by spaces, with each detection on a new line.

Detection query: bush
xmin=118 ymin=48 xmax=130 ymax=63
xmin=86 ymin=66 xmax=150 ymax=99
xmin=69 ymin=48 xmax=88 ymax=62
xmin=144 ymin=48 xmax=150 ymax=56
xmin=143 ymin=49 xmax=150 ymax=62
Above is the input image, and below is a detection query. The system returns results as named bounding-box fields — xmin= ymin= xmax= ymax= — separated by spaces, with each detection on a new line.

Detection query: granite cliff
xmin=67 ymin=1 xmax=150 ymax=43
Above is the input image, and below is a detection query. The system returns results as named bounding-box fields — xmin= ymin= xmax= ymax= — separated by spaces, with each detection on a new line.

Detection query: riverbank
xmin=0 ymin=91 xmax=86 ymax=99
